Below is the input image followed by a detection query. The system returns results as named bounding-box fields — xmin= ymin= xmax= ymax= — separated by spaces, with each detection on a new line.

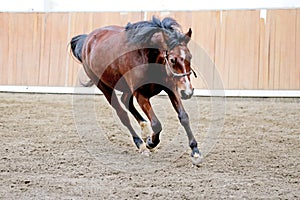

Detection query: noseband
xmin=164 ymin=51 xmax=197 ymax=78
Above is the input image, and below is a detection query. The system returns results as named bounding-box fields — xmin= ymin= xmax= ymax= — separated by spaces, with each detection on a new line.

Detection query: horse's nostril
xmin=180 ymin=89 xmax=194 ymax=100
xmin=180 ymin=90 xmax=186 ymax=96
xmin=180 ymin=90 xmax=190 ymax=100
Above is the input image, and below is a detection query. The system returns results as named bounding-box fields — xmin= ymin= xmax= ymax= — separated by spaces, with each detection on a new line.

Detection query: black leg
xmin=121 ymin=93 xmax=146 ymax=123
xmin=166 ymin=89 xmax=202 ymax=163
xmin=97 ymin=82 xmax=148 ymax=154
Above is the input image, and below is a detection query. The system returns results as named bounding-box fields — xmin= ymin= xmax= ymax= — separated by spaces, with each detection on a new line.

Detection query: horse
xmin=70 ymin=16 xmax=202 ymax=164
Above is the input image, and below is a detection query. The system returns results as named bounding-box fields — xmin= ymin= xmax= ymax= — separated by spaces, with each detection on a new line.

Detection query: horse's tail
xmin=70 ymin=34 xmax=88 ymax=63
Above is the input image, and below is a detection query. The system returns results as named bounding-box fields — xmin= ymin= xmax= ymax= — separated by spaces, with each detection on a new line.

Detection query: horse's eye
xmin=170 ymin=58 xmax=176 ymax=64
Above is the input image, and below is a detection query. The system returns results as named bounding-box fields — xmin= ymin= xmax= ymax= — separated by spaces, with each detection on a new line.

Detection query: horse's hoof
xmin=146 ymin=136 xmax=160 ymax=149
xmin=191 ymin=152 xmax=203 ymax=165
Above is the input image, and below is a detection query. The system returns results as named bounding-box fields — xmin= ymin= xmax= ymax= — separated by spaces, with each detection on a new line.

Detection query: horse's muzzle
xmin=180 ymin=88 xmax=194 ymax=100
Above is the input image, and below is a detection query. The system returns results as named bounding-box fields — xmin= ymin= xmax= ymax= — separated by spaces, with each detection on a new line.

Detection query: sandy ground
xmin=0 ymin=92 xmax=299 ymax=199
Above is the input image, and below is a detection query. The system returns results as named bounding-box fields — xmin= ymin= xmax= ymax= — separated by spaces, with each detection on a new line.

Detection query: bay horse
xmin=70 ymin=16 xmax=202 ymax=164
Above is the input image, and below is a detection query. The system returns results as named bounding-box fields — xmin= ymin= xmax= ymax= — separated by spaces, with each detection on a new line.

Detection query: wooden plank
xmin=18 ymin=13 xmax=38 ymax=85
xmin=0 ymin=13 xmax=9 ymax=85
xmin=48 ymin=13 xmax=69 ymax=86
xmin=296 ymin=9 xmax=300 ymax=89
xmin=16 ymin=14 xmax=29 ymax=85
xmin=37 ymin=13 xmax=69 ymax=86
xmin=174 ymin=12 xmax=193 ymax=32
xmin=268 ymin=10 xmax=298 ymax=89
xmin=223 ymin=10 xmax=260 ymax=89
xmin=240 ymin=10 xmax=260 ymax=89
xmin=214 ymin=11 xmax=228 ymax=89
xmin=39 ymin=13 xmax=50 ymax=86
xmin=6 ymin=13 xmax=14 ymax=84
xmin=222 ymin=11 xmax=235 ymax=89
xmin=6 ymin=13 xmax=14 ymax=85
xmin=289 ymin=9 xmax=299 ymax=90
xmin=8 ymin=13 xmax=25 ymax=85
xmin=190 ymin=11 xmax=219 ymax=89
xmin=227 ymin=11 xmax=241 ymax=89
xmin=267 ymin=11 xmax=276 ymax=89
xmin=258 ymin=18 xmax=270 ymax=89
xmin=213 ymin=11 xmax=224 ymax=90
xmin=277 ymin=10 xmax=295 ymax=89
xmin=191 ymin=11 xmax=218 ymax=63
xmin=31 ymin=13 xmax=43 ymax=85
xmin=20 ymin=13 xmax=32 ymax=85
xmin=284 ymin=10 xmax=297 ymax=90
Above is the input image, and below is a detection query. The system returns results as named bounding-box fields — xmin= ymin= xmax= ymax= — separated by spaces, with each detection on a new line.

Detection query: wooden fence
xmin=0 ymin=10 xmax=299 ymax=89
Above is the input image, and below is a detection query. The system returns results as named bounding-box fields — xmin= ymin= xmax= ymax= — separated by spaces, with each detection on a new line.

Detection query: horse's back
xmin=81 ymin=25 xmax=135 ymax=89
xmin=85 ymin=25 xmax=124 ymax=49
xmin=82 ymin=25 xmax=126 ymax=71
xmin=89 ymin=25 xmax=123 ymax=38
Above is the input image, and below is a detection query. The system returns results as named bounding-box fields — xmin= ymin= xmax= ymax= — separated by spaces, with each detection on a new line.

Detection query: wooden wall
xmin=0 ymin=10 xmax=299 ymax=89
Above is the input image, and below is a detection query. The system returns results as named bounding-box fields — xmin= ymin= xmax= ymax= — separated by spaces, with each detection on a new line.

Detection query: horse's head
xmin=125 ymin=17 xmax=196 ymax=99
xmin=164 ymin=28 xmax=196 ymax=100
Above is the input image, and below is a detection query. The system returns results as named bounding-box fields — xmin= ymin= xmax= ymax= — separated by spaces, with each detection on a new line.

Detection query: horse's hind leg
xmin=121 ymin=93 xmax=146 ymax=123
xmin=121 ymin=93 xmax=151 ymax=140
xmin=99 ymin=83 xmax=149 ymax=155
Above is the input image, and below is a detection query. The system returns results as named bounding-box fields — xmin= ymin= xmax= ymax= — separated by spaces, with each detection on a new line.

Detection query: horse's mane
xmin=125 ymin=16 xmax=189 ymax=49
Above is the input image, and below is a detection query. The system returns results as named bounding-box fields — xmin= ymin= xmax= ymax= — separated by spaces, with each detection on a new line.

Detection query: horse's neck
xmin=144 ymin=48 xmax=163 ymax=64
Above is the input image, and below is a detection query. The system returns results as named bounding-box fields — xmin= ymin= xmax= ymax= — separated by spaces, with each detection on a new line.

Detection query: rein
xmin=164 ymin=51 xmax=197 ymax=78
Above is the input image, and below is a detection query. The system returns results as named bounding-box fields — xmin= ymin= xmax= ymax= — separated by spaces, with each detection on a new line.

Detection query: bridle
xmin=164 ymin=50 xmax=197 ymax=78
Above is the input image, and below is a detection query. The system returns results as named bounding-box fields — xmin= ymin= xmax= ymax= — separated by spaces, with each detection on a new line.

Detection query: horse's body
xmin=70 ymin=17 xmax=201 ymax=163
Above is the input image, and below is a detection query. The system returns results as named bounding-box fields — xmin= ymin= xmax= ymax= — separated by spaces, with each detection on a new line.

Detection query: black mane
xmin=125 ymin=16 xmax=189 ymax=49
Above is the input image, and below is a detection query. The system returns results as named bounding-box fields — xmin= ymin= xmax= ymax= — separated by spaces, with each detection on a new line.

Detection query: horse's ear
xmin=184 ymin=28 xmax=192 ymax=43
xmin=150 ymin=31 xmax=168 ymax=49
xmin=186 ymin=28 xmax=192 ymax=38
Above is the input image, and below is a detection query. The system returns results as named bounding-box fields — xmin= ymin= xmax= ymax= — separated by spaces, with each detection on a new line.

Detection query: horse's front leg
xmin=167 ymin=90 xmax=202 ymax=164
xmin=135 ymin=93 xmax=162 ymax=149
